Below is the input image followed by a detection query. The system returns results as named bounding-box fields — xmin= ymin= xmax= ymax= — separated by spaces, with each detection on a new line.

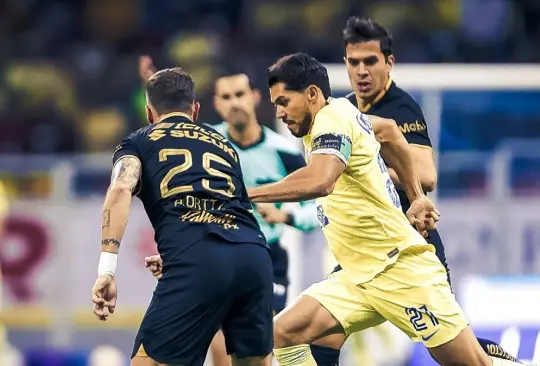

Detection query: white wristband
xmin=98 ymin=252 xmax=118 ymax=277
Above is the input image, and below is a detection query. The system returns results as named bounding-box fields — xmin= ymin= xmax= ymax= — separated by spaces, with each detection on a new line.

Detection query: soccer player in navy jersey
xmin=90 ymin=67 xmax=273 ymax=366
xmin=139 ymin=59 xmax=319 ymax=366
xmin=308 ymin=16 xmax=522 ymax=366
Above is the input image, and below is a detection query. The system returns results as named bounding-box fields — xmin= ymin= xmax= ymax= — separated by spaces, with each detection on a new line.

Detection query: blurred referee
xmin=309 ymin=16 xmax=523 ymax=366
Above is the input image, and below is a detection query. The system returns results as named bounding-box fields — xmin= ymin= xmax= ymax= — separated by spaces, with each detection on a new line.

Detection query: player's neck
xmin=356 ymin=95 xmax=370 ymax=110
xmin=357 ymin=76 xmax=392 ymax=111
xmin=228 ymin=120 xmax=262 ymax=148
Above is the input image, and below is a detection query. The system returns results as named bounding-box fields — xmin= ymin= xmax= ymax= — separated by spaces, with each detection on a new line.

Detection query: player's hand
xmin=145 ymin=255 xmax=163 ymax=280
xmin=139 ymin=55 xmax=157 ymax=83
xmin=91 ymin=274 xmax=117 ymax=321
xmin=256 ymin=203 xmax=288 ymax=224
xmin=406 ymin=196 xmax=440 ymax=237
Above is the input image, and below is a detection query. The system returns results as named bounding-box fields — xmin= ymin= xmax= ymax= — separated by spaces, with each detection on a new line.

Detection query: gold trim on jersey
xmin=135 ymin=344 xmax=149 ymax=357
xmin=409 ymin=143 xmax=434 ymax=151
xmin=359 ymin=77 xmax=393 ymax=113
xmin=159 ymin=112 xmax=193 ymax=122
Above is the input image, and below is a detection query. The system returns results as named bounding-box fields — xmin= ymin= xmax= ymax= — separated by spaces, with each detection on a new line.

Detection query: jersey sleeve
xmin=308 ymin=109 xmax=353 ymax=166
xmin=392 ymin=104 xmax=432 ymax=147
xmin=112 ymin=132 xmax=141 ymax=166
xmin=112 ymin=132 xmax=142 ymax=194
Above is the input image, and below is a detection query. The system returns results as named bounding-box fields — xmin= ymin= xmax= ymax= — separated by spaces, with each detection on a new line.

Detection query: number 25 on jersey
xmin=159 ymin=149 xmax=236 ymax=199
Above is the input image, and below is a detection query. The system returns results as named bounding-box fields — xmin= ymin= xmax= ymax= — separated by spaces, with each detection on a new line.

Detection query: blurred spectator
xmin=0 ymin=0 xmax=538 ymax=153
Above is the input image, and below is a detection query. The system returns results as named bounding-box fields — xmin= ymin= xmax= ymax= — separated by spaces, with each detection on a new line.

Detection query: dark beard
xmin=295 ymin=111 xmax=312 ymax=137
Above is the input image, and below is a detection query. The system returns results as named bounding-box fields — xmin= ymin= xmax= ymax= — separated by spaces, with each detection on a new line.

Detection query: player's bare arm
xmin=101 ymin=155 xmax=141 ymax=253
xmin=372 ymin=115 xmax=424 ymax=201
xmin=387 ymin=145 xmax=437 ymax=192
xmin=139 ymin=55 xmax=157 ymax=84
xmin=91 ymin=155 xmax=141 ymax=321
xmin=248 ymin=154 xmax=345 ymax=203
xmin=371 ymin=115 xmax=440 ymax=230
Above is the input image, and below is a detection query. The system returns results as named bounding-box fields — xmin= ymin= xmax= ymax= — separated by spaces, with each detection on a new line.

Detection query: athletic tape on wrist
xmin=98 ymin=252 xmax=118 ymax=277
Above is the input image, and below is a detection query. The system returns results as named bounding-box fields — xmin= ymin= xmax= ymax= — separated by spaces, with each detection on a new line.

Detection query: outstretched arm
xmin=248 ymin=154 xmax=345 ymax=203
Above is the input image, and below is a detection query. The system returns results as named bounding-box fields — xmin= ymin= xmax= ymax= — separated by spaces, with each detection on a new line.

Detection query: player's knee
xmin=428 ymin=328 xmax=491 ymax=366
xmin=273 ymin=317 xmax=302 ymax=348
xmin=130 ymin=356 xmax=161 ymax=366
xmin=231 ymin=354 xmax=272 ymax=366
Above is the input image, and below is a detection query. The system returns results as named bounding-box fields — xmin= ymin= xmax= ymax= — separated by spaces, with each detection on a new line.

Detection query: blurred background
xmin=1 ymin=0 xmax=540 ymax=365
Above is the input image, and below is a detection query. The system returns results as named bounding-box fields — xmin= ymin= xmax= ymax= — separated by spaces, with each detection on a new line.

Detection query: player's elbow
xmin=374 ymin=118 xmax=400 ymax=144
xmin=107 ymin=183 xmax=133 ymax=197
xmin=421 ymin=174 xmax=437 ymax=192
xmin=311 ymin=180 xmax=335 ymax=197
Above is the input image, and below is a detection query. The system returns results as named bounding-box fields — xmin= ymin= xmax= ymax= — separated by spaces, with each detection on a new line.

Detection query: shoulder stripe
xmin=310 ymin=149 xmax=348 ymax=166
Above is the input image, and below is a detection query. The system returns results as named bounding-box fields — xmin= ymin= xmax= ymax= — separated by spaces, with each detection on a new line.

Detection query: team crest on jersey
xmin=317 ymin=205 xmax=329 ymax=228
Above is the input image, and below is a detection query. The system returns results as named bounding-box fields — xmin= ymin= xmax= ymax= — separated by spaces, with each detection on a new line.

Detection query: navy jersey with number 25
xmin=113 ymin=114 xmax=266 ymax=259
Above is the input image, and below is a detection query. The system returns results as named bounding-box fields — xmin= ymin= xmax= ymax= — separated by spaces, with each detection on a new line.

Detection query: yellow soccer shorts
xmin=303 ymin=246 xmax=468 ymax=348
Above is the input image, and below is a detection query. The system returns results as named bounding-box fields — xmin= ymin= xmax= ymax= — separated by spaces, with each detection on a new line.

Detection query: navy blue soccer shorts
xmin=131 ymin=237 xmax=274 ymax=366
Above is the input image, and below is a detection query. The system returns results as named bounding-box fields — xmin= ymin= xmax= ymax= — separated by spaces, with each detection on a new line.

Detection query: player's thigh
xmin=223 ymin=243 xmax=274 ymax=359
xmin=210 ymin=330 xmax=231 ymax=366
xmin=364 ymin=247 xmax=468 ymax=349
xmin=131 ymin=346 xmax=165 ymax=366
xmin=131 ymin=356 xmax=164 ymax=366
xmin=276 ymin=270 xmax=385 ymax=346
xmin=428 ymin=326 xmax=491 ymax=366
xmin=231 ymin=354 xmax=272 ymax=366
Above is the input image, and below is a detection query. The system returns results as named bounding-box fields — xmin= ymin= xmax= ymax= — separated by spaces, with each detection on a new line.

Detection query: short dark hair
xmin=215 ymin=63 xmax=253 ymax=89
xmin=145 ymin=67 xmax=195 ymax=115
xmin=343 ymin=17 xmax=393 ymax=59
xmin=267 ymin=53 xmax=331 ymax=99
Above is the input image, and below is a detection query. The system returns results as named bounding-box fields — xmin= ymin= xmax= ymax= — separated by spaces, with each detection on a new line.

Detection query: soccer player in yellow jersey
xmin=248 ymin=53 xmax=521 ymax=366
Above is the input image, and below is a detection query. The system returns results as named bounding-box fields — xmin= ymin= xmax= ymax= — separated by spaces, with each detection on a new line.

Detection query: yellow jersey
xmin=303 ymin=98 xmax=431 ymax=284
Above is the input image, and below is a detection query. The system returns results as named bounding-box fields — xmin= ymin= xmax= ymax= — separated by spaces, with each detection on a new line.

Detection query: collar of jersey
xmin=224 ymin=124 xmax=266 ymax=151
xmin=359 ymin=76 xmax=393 ymax=113
xmin=158 ymin=112 xmax=193 ymax=123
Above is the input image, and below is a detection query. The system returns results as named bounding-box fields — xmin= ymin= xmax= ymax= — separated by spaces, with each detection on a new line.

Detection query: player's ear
xmin=192 ymin=102 xmax=200 ymax=122
xmin=387 ymin=55 xmax=395 ymax=73
xmin=252 ymin=88 xmax=261 ymax=107
xmin=145 ymin=105 xmax=154 ymax=125
xmin=212 ymin=94 xmax=219 ymax=112
xmin=306 ymin=85 xmax=318 ymax=103
xmin=343 ymin=56 xmax=347 ymax=65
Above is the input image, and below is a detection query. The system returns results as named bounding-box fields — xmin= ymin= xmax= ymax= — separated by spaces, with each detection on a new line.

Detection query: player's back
xmin=304 ymin=98 xmax=430 ymax=284
xmin=113 ymin=114 xmax=266 ymax=261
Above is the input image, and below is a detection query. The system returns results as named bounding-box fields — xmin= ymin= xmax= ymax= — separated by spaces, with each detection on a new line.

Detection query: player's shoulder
xmin=262 ymin=126 xmax=302 ymax=155
xmin=313 ymin=97 xmax=358 ymax=131
xmin=383 ymin=82 xmax=425 ymax=121
xmin=317 ymin=97 xmax=357 ymax=120
xmin=129 ymin=124 xmax=154 ymax=139
xmin=210 ymin=121 xmax=228 ymax=136
xmin=114 ymin=125 xmax=151 ymax=152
